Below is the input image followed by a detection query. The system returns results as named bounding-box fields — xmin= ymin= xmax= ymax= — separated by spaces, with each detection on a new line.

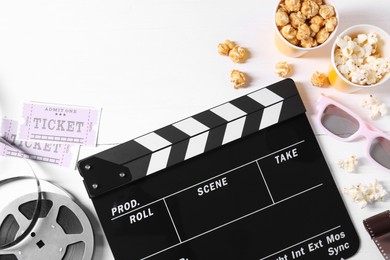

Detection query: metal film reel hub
xmin=0 ymin=192 xmax=94 ymax=260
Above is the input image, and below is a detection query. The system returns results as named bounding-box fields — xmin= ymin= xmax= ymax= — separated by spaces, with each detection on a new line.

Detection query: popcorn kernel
xmin=297 ymin=23 xmax=312 ymax=40
xmin=290 ymin=11 xmax=306 ymax=29
xmin=301 ymin=0 xmax=319 ymax=19
xmin=275 ymin=61 xmax=292 ymax=78
xmin=311 ymin=71 xmax=329 ymax=87
xmin=276 ymin=10 xmax=290 ymax=27
xmin=316 ymin=28 xmax=330 ymax=44
xmin=324 ymin=17 xmax=337 ymax=32
xmin=319 ymin=4 xmax=335 ymax=19
xmin=229 ymin=46 xmax=248 ymax=63
xmin=285 ymin=0 xmax=302 ymax=12
xmin=301 ymin=37 xmax=317 ymax=48
xmin=230 ymin=70 xmax=246 ymax=89
xmin=281 ymin=24 xmax=297 ymax=41
xmin=218 ymin=40 xmax=236 ymax=56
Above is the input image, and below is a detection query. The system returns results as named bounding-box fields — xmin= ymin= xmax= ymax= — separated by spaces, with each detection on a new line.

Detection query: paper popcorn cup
xmin=329 ymin=24 xmax=390 ymax=93
xmin=274 ymin=0 xmax=339 ymax=58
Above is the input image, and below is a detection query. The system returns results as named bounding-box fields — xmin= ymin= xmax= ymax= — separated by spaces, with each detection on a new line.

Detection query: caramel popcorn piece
xmin=285 ymin=0 xmax=301 ymax=12
xmin=301 ymin=0 xmax=319 ymax=19
xmin=311 ymin=71 xmax=329 ymax=87
xmin=281 ymin=24 xmax=297 ymax=41
xmin=319 ymin=4 xmax=335 ymax=19
xmin=324 ymin=17 xmax=337 ymax=32
xmin=230 ymin=70 xmax=246 ymax=89
xmin=310 ymin=15 xmax=324 ymax=26
xmin=275 ymin=61 xmax=292 ymax=78
xmin=309 ymin=23 xmax=320 ymax=35
xmin=296 ymin=23 xmax=311 ymax=40
xmin=218 ymin=40 xmax=236 ymax=56
xmin=276 ymin=9 xmax=290 ymax=27
xmin=289 ymin=11 xmax=306 ymax=28
xmin=301 ymin=37 xmax=317 ymax=48
xmin=316 ymin=28 xmax=330 ymax=44
xmin=288 ymin=37 xmax=300 ymax=46
xmin=229 ymin=46 xmax=248 ymax=63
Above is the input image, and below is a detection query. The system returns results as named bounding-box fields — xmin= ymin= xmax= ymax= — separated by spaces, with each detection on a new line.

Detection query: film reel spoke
xmin=63 ymin=233 xmax=87 ymax=246
xmin=0 ymin=191 xmax=94 ymax=260
xmin=0 ymin=245 xmax=18 ymax=256
xmin=12 ymin=211 xmax=34 ymax=237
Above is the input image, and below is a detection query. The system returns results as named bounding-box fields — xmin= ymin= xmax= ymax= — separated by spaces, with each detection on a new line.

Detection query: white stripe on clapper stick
xmin=173 ymin=117 xmax=209 ymax=136
xmin=247 ymin=88 xmax=284 ymax=106
xmin=211 ymin=102 xmax=246 ymax=121
xmin=135 ymin=132 xmax=171 ymax=151
xmin=146 ymin=146 xmax=172 ymax=175
xmin=185 ymin=132 xmax=209 ymax=160
xmin=211 ymin=102 xmax=247 ymax=145
xmin=222 ymin=117 xmax=246 ymax=144
xmin=259 ymin=102 xmax=283 ymax=130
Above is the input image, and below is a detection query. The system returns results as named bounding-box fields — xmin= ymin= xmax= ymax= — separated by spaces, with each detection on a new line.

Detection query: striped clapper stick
xmin=78 ymin=79 xmax=304 ymax=198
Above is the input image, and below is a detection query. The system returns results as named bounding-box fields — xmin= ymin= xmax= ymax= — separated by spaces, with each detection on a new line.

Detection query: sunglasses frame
xmin=316 ymin=94 xmax=390 ymax=173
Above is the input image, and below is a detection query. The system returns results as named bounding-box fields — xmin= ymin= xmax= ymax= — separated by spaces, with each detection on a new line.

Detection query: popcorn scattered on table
xmin=230 ymin=70 xmax=246 ymax=89
xmin=218 ymin=40 xmax=248 ymax=63
xmin=361 ymin=95 xmax=388 ymax=119
xmin=218 ymin=40 xmax=249 ymax=88
xmin=334 ymin=33 xmax=390 ymax=86
xmin=229 ymin=46 xmax=248 ymax=63
xmin=276 ymin=0 xmax=337 ymax=48
xmin=311 ymin=71 xmax=329 ymax=87
xmin=218 ymin=40 xmax=236 ymax=56
xmin=337 ymin=155 xmax=358 ymax=173
xmin=275 ymin=61 xmax=292 ymax=78
xmin=343 ymin=180 xmax=387 ymax=208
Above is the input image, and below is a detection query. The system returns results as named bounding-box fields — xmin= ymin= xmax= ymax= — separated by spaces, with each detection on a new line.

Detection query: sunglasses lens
xmin=321 ymin=105 xmax=360 ymax=138
xmin=370 ymin=137 xmax=390 ymax=170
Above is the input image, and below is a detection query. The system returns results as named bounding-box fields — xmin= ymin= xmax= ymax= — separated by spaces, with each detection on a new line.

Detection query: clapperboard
xmin=78 ymin=79 xmax=360 ymax=260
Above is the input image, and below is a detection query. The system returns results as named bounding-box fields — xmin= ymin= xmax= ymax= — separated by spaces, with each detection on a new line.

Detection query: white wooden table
xmin=0 ymin=0 xmax=389 ymax=259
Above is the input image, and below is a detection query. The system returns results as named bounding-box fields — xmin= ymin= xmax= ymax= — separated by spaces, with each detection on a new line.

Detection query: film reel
xmin=0 ymin=191 xmax=94 ymax=260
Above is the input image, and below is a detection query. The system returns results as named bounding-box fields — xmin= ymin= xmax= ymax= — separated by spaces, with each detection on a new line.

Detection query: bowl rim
xmin=273 ymin=0 xmax=339 ymax=51
xmin=331 ymin=24 xmax=390 ymax=88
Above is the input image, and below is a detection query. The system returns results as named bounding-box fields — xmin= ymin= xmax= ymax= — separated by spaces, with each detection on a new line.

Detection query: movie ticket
xmin=19 ymin=102 xmax=101 ymax=146
xmin=1 ymin=118 xmax=74 ymax=167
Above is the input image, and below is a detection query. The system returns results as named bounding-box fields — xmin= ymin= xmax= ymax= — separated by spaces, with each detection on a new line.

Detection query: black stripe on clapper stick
xmin=193 ymin=110 xmax=228 ymax=152
xmin=230 ymin=95 xmax=265 ymax=114
xmin=242 ymin=109 xmax=263 ymax=137
xmin=155 ymin=125 xmax=191 ymax=167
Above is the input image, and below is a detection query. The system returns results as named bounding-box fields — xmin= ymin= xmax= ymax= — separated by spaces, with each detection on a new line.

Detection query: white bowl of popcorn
xmin=274 ymin=0 xmax=339 ymax=58
xmin=329 ymin=24 xmax=390 ymax=93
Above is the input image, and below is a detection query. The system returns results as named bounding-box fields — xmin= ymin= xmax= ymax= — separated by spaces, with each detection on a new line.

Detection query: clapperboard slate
xmin=78 ymin=79 xmax=360 ymax=260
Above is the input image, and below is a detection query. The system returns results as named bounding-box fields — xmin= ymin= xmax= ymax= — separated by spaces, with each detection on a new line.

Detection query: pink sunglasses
xmin=316 ymin=94 xmax=390 ymax=173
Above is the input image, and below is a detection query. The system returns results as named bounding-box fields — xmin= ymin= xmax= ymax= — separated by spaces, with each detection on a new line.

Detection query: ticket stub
xmin=1 ymin=118 xmax=74 ymax=167
xmin=19 ymin=102 xmax=101 ymax=146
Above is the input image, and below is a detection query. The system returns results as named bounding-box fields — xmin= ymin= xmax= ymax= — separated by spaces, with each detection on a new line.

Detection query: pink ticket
xmin=1 ymin=119 xmax=74 ymax=167
xmin=19 ymin=102 xmax=101 ymax=146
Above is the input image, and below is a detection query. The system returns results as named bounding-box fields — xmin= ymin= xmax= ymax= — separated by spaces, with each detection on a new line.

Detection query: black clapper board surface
xmin=78 ymin=79 xmax=360 ymax=260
